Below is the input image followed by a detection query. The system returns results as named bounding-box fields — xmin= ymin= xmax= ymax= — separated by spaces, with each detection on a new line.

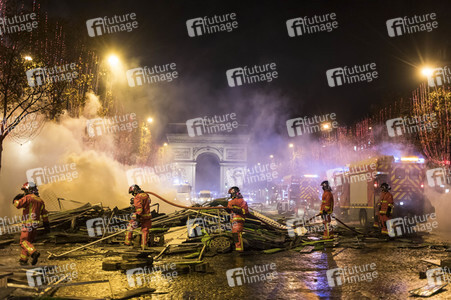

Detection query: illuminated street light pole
xmin=421 ymin=66 xmax=435 ymax=94
xmin=96 ymin=54 xmax=123 ymax=111
xmin=138 ymin=116 xmax=154 ymax=164
xmin=107 ymin=55 xmax=120 ymax=68
xmin=288 ymin=143 xmax=295 ymax=173
xmin=421 ymin=67 xmax=433 ymax=77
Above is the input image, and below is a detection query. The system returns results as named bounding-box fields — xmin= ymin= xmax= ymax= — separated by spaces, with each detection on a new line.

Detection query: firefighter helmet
xmin=228 ymin=186 xmax=240 ymax=198
xmin=320 ymin=180 xmax=331 ymax=191
xmin=128 ymin=184 xmax=142 ymax=196
xmin=21 ymin=182 xmax=38 ymax=195
xmin=380 ymin=183 xmax=391 ymax=191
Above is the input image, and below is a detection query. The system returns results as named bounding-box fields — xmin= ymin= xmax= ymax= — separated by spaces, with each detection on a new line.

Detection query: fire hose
xmin=332 ymin=215 xmax=363 ymax=235
xmin=144 ymin=191 xmax=227 ymax=210
xmin=145 ymin=191 xmax=288 ymax=230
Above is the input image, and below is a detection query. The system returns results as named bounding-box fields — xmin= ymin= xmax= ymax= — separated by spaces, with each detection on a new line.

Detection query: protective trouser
xmin=231 ymin=220 xmax=244 ymax=252
xmin=321 ymin=214 xmax=333 ymax=239
xmin=379 ymin=214 xmax=390 ymax=235
xmin=19 ymin=225 xmax=37 ymax=262
xmin=125 ymin=218 xmax=152 ymax=248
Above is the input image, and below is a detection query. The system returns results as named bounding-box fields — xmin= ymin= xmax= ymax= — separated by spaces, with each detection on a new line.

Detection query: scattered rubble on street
xmin=1 ymin=195 xmax=449 ymax=299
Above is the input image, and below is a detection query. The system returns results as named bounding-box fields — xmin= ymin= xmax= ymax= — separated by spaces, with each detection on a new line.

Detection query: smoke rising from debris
xmin=0 ymin=88 xmax=449 ymax=233
xmin=0 ymin=93 xmax=177 ymax=217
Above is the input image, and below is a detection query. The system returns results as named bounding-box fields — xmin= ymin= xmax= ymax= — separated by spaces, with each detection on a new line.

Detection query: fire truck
xmin=277 ymin=175 xmax=321 ymax=216
xmin=329 ymin=155 xmax=434 ymax=227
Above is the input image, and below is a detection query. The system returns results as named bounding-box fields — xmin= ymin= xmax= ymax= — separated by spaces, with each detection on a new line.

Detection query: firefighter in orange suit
xmin=13 ymin=182 xmax=50 ymax=265
xmin=125 ymin=184 xmax=152 ymax=249
xmin=374 ymin=183 xmax=382 ymax=229
xmin=379 ymin=183 xmax=394 ymax=235
xmin=225 ymin=186 xmax=249 ymax=252
xmin=320 ymin=180 xmax=334 ymax=239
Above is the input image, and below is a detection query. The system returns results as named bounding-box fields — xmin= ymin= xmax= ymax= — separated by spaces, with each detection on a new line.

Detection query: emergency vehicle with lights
xmin=277 ymin=174 xmax=322 ymax=216
xmin=329 ymin=155 xmax=434 ymax=226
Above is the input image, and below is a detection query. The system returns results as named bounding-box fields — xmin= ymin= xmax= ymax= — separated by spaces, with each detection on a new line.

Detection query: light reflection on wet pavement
xmin=1 ymin=232 xmax=449 ymax=299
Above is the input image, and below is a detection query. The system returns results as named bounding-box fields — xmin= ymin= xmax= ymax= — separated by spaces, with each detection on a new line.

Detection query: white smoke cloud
xmin=0 ymin=93 xmax=178 ymax=217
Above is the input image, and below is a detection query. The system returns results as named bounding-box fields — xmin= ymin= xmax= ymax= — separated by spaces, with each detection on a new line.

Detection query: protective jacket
xmin=132 ymin=192 xmax=151 ymax=219
xmin=13 ymin=194 xmax=49 ymax=226
xmin=320 ymin=190 xmax=334 ymax=214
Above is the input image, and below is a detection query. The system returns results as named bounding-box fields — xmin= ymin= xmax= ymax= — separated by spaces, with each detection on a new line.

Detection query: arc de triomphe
xmin=166 ymin=132 xmax=249 ymax=194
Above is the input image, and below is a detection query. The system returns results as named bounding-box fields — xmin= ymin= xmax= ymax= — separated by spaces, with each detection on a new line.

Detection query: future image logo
xmin=326 ymin=63 xmax=378 ymax=87
xmin=226 ymin=264 xmax=277 ymax=287
xmin=26 ymin=163 xmax=78 ymax=185
xmin=226 ymin=63 xmax=278 ymax=87
xmin=286 ymin=13 xmax=338 ymax=37
xmin=386 ymin=13 xmax=438 ymax=37
xmin=0 ymin=13 xmax=38 ymax=36
xmin=426 ymin=267 xmax=450 ymax=285
xmin=126 ymin=64 xmax=178 ymax=87
xmin=86 ymin=113 xmax=139 ymax=137
xmin=386 ymin=114 xmax=438 ymax=137
xmin=126 ymin=164 xmax=186 ymax=186
xmin=26 ymin=263 xmax=78 ymax=288
xmin=426 ymin=168 xmax=449 ymax=187
xmin=186 ymin=13 xmax=238 ymax=37
xmin=326 ymin=268 xmax=344 ymax=287
xmin=26 ymin=63 xmax=78 ymax=87
xmin=286 ymin=215 xmax=326 ymax=237
xmin=86 ymin=13 xmax=138 ymax=37
xmin=427 ymin=67 xmax=451 ymax=87
xmin=126 ymin=264 xmax=178 ymax=287
xmin=26 ymin=68 xmax=46 ymax=87
xmin=286 ymin=114 xmax=338 ymax=137
xmin=326 ymin=263 xmax=378 ymax=287
xmin=226 ymin=163 xmax=278 ymax=187
xmin=387 ymin=214 xmax=438 ymax=237
xmin=386 ymin=218 xmax=405 ymax=237
xmin=187 ymin=216 xmax=231 ymax=238
xmin=86 ymin=214 xmax=131 ymax=237
xmin=186 ymin=113 xmax=238 ymax=137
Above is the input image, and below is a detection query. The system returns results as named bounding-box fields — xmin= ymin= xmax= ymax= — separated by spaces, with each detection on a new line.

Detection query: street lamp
xmin=107 ymin=55 xmax=120 ymax=68
xmin=269 ymin=154 xmax=274 ymax=159
xmin=421 ymin=67 xmax=434 ymax=77
xmin=321 ymin=123 xmax=331 ymax=131
xmin=288 ymin=143 xmax=294 ymax=148
xmin=24 ymin=56 xmax=32 ymax=61
xmin=163 ymin=143 xmax=168 ymax=147
xmin=147 ymin=117 xmax=153 ymax=123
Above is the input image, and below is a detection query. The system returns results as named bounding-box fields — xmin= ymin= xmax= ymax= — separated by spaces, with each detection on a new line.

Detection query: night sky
xmin=40 ymin=0 xmax=450 ymax=138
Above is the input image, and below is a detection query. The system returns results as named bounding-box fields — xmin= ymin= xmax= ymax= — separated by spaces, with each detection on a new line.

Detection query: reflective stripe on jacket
xmin=13 ymin=194 xmax=49 ymax=225
xmin=228 ymin=196 xmax=249 ymax=222
xmin=320 ymin=190 xmax=334 ymax=214
xmin=133 ymin=193 xmax=151 ymax=219
xmin=379 ymin=191 xmax=394 ymax=214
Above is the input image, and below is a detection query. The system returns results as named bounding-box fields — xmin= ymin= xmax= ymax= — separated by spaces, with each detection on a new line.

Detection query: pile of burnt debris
xmin=0 ymin=201 xmax=449 ymax=299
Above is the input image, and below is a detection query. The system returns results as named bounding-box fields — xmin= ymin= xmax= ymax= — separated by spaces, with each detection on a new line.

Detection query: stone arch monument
xmin=166 ymin=131 xmax=249 ymax=194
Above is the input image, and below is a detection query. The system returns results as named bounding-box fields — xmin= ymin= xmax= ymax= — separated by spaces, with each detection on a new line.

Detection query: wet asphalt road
xmin=1 ymin=230 xmax=450 ymax=300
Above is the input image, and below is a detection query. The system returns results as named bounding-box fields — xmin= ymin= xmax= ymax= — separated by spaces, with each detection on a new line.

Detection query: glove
xmin=13 ymin=193 xmax=24 ymax=203
xmin=232 ymin=208 xmax=243 ymax=214
xmin=43 ymin=222 xmax=51 ymax=234
xmin=386 ymin=206 xmax=392 ymax=217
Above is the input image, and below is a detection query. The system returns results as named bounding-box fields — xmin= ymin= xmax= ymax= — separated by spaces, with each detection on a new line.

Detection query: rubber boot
xmin=31 ymin=251 xmax=40 ymax=265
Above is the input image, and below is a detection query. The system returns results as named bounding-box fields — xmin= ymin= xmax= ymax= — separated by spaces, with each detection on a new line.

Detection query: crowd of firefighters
xmin=12 ymin=179 xmax=394 ymax=265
